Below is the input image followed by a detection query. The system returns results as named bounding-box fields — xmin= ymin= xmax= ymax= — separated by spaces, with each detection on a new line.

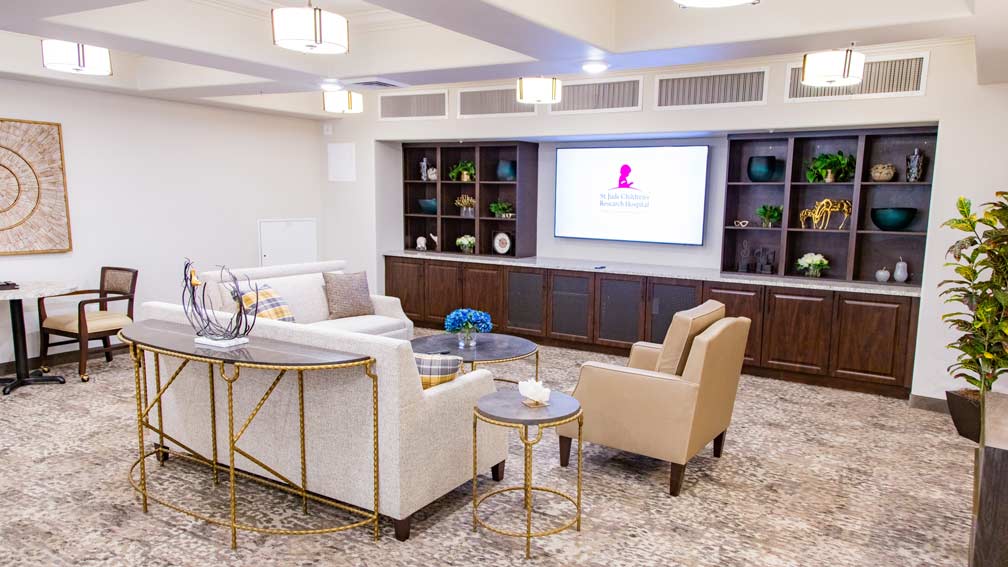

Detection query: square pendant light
xmin=801 ymin=46 xmax=866 ymax=87
xmin=272 ymin=5 xmax=348 ymax=54
xmin=41 ymin=39 xmax=112 ymax=76
xmin=516 ymin=77 xmax=561 ymax=104
xmin=323 ymin=90 xmax=363 ymax=113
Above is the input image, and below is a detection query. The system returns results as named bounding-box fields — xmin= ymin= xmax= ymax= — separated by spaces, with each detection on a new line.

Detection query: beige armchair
xmin=557 ymin=300 xmax=751 ymax=495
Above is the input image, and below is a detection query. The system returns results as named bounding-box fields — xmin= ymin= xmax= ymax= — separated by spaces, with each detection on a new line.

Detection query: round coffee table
xmin=410 ymin=333 xmax=539 ymax=382
xmin=472 ymin=390 xmax=582 ymax=559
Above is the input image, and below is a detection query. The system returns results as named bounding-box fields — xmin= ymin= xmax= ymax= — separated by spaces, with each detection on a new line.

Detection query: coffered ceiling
xmin=0 ymin=0 xmax=1004 ymax=118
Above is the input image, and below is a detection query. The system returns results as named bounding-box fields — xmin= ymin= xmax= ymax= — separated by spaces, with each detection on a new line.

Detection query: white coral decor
xmin=518 ymin=380 xmax=551 ymax=404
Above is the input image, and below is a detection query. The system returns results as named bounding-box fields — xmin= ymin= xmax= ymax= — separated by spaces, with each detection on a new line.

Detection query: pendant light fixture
xmin=675 ymin=0 xmax=759 ymax=7
xmin=801 ymin=43 xmax=866 ymax=87
xmin=323 ymin=89 xmax=363 ymax=113
xmin=272 ymin=2 xmax=349 ymax=54
xmin=40 ymin=39 xmax=112 ymax=76
xmin=516 ymin=77 xmax=561 ymax=104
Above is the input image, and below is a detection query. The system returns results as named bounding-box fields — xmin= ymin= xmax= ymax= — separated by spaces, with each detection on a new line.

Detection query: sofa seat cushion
xmin=43 ymin=311 xmax=133 ymax=334
xmin=308 ymin=315 xmax=408 ymax=336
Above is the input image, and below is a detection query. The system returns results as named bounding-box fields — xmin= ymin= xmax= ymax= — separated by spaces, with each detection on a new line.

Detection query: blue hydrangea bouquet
xmin=445 ymin=308 xmax=493 ymax=348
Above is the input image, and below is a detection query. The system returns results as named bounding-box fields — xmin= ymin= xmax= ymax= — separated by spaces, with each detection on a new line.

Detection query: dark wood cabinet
xmin=384 ymin=258 xmax=425 ymax=320
xmin=830 ymin=293 xmax=912 ymax=385
xmin=423 ymin=261 xmax=462 ymax=324
xmin=503 ymin=267 xmax=547 ymax=336
xmin=702 ymin=281 xmax=763 ymax=365
xmin=385 ymin=255 xmax=920 ymax=398
xmin=645 ymin=278 xmax=703 ymax=344
xmin=547 ymin=271 xmax=595 ymax=343
xmin=461 ymin=264 xmax=504 ymax=326
xmin=762 ymin=288 xmax=834 ymax=375
xmin=594 ymin=274 xmax=645 ymax=348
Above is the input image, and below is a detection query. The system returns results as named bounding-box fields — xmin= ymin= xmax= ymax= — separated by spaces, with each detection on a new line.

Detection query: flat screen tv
xmin=554 ymin=145 xmax=709 ymax=245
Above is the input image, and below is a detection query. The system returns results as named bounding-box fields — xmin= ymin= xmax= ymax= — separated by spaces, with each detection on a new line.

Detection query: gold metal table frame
xmin=469 ymin=348 xmax=540 ymax=384
xmin=472 ymin=408 xmax=583 ymax=559
xmin=120 ymin=333 xmax=380 ymax=549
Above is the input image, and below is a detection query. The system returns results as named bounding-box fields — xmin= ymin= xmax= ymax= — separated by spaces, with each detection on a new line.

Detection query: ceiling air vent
xmin=656 ymin=69 xmax=767 ymax=109
xmin=342 ymin=76 xmax=410 ymax=89
xmin=379 ymin=90 xmax=448 ymax=120
xmin=549 ymin=77 xmax=642 ymax=114
xmin=458 ymin=87 xmax=535 ymax=118
xmin=787 ymin=54 xmax=928 ymax=101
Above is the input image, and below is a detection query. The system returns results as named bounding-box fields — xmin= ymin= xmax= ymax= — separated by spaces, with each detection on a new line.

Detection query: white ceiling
xmin=0 ymin=0 xmax=1004 ymax=118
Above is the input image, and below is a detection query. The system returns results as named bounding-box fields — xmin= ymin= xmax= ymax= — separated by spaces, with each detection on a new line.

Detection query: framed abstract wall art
xmin=0 ymin=117 xmax=72 ymax=255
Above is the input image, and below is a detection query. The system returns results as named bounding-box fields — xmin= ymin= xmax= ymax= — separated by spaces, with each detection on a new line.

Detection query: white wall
xmin=323 ymin=38 xmax=1008 ymax=400
xmin=0 ymin=77 xmax=324 ymax=364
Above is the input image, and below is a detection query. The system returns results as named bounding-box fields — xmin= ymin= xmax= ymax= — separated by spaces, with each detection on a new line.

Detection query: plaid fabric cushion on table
xmin=414 ymin=353 xmax=463 ymax=389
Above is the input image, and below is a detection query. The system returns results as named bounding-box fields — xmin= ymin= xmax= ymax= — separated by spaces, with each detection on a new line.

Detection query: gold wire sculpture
xmin=799 ymin=198 xmax=853 ymax=230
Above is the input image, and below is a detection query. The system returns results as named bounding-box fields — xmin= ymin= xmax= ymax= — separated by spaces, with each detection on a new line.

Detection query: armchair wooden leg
xmin=39 ymin=330 xmax=50 ymax=372
xmin=559 ymin=436 xmax=572 ymax=467
xmin=491 ymin=460 xmax=505 ymax=481
xmin=713 ymin=430 xmax=726 ymax=458
xmin=78 ymin=333 xmax=90 ymax=382
xmin=669 ymin=462 xmax=686 ymax=497
xmin=101 ymin=337 xmax=113 ymax=362
xmin=393 ymin=516 xmax=411 ymax=541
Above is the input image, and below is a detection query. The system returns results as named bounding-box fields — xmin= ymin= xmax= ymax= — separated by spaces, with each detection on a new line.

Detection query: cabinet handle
xmin=652 ymin=297 xmax=660 ymax=315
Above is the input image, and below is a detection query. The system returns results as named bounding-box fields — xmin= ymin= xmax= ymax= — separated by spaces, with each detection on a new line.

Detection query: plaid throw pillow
xmin=238 ymin=283 xmax=295 ymax=323
xmin=414 ymin=353 xmax=463 ymax=390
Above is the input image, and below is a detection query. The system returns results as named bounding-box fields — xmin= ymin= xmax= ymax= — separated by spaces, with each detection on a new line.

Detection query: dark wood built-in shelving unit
xmin=402 ymin=141 xmax=538 ymax=257
xmin=722 ymin=126 xmax=937 ymax=286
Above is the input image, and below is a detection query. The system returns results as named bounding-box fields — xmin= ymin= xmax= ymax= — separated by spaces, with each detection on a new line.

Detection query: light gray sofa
xmin=138 ymin=301 xmax=508 ymax=540
xmin=198 ymin=260 xmax=413 ymax=339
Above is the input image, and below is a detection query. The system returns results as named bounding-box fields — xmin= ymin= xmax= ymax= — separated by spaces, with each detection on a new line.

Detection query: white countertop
xmin=0 ymin=281 xmax=78 ymax=301
xmin=383 ymin=250 xmax=921 ymax=297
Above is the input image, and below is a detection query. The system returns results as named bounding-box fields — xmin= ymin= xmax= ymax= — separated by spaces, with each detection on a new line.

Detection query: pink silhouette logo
xmin=617 ymin=164 xmax=634 ymax=188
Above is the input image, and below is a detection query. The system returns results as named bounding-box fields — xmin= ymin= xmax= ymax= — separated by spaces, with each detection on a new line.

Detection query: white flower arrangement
xmin=796 ymin=252 xmax=829 ymax=277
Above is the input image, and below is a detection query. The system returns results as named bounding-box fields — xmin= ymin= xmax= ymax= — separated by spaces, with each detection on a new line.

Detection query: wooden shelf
xmin=405 ymin=179 xmax=436 ymax=184
xmin=857 ymin=230 xmax=927 ymax=236
xmin=480 ymin=217 xmax=516 ymax=222
xmin=405 ymin=213 xmax=436 ymax=218
xmin=724 ymin=125 xmax=936 ymax=282
xmin=441 ymin=215 xmax=476 ymax=220
xmin=440 ymin=180 xmax=476 ymax=184
xmin=724 ymin=226 xmax=781 ymax=231
xmin=480 ymin=181 xmax=517 ymax=185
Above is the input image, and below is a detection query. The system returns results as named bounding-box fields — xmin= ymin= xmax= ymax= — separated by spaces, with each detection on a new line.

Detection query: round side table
xmin=472 ymin=390 xmax=582 ymax=559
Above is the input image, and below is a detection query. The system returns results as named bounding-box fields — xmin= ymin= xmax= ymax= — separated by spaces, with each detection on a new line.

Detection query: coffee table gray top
xmin=476 ymin=390 xmax=581 ymax=426
xmin=411 ymin=333 xmax=537 ymax=363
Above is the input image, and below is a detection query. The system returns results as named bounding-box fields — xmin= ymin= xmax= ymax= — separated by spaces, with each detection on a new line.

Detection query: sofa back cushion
xmin=324 ymin=272 xmax=375 ymax=319
xmin=655 ymin=299 xmax=726 ymax=375
xmin=199 ymin=261 xmax=347 ymax=324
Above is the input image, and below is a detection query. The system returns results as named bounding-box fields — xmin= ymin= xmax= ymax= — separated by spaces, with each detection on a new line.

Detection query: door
xmin=462 ymin=264 xmax=504 ymax=326
xmin=830 ymin=293 xmax=912 ymax=384
xmin=384 ymin=257 xmax=425 ymax=320
xmin=424 ymin=261 xmax=462 ymax=324
xmin=762 ymin=287 xmax=834 ymax=375
xmin=258 ymin=218 xmax=318 ymax=266
xmin=702 ymin=281 xmax=764 ymax=365
xmin=503 ymin=267 xmax=547 ymax=336
xmin=595 ymin=274 xmax=645 ymax=348
xmin=645 ymin=278 xmax=703 ymax=344
xmin=547 ymin=271 xmax=595 ymax=343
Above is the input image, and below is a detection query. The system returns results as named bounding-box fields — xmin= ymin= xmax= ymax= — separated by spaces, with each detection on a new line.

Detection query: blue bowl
xmin=418 ymin=198 xmax=437 ymax=215
xmin=870 ymin=207 xmax=917 ymax=231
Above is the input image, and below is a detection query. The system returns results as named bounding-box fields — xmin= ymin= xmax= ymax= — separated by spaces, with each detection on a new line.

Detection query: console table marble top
xmin=384 ymin=250 xmax=921 ymax=298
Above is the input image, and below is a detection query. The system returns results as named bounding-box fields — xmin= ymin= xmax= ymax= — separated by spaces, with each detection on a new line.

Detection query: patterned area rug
xmin=0 ymin=333 xmax=971 ymax=566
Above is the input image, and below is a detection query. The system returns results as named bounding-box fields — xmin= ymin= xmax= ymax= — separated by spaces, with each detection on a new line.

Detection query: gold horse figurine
xmin=799 ymin=198 xmax=853 ymax=230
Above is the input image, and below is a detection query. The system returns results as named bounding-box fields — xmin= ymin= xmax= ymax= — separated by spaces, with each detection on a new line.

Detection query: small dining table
xmin=0 ymin=281 xmax=77 ymax=395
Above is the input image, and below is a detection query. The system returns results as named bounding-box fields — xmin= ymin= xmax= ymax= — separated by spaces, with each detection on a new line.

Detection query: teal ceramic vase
xmin=747 ymin=156 xmax=778 ymax=182
xmin=496 ymin=160 xmax=516 ymax=181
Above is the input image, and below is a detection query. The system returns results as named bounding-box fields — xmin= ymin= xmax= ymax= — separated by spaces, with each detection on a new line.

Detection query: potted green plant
xmin=806 ymin=151 xmax=856 ymax=183
xmin=940 ymin=194 xmax=1008 ymax=444
xmin=489 ymin=199 xmax=514 ymax=219
xmin=448 ymin=160 xmax=476 ymax=182
xmin=755 ymin=204 xmax=783 ymax=228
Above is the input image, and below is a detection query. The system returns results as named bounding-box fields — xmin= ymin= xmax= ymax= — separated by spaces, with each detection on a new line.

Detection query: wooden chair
xmin=38 ymin=267 xmax=138 ymax=382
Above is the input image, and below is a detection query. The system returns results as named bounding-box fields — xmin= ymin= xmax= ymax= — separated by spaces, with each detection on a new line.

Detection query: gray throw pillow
xmin=323 ymin=271 xmax=375 ymax=319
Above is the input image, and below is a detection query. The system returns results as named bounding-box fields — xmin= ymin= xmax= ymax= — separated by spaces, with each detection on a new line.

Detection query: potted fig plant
xmin=489 ymin=199 xmax=514 ymax=219
xmin=940 ymin=194 xmax=1008 ymax=444
xmin=806 ymin=151 xmax=856 ymax=183
xmin=448 ymin=160 xmax=476 ymax=182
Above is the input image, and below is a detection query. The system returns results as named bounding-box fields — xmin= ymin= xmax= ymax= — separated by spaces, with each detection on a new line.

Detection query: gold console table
xmin=120 ymin=320 xmax=379 ymax=548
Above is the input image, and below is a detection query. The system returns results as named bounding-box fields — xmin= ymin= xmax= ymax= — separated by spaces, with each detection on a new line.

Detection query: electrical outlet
xmin=322 ymin=123 xmax=333 ymax=136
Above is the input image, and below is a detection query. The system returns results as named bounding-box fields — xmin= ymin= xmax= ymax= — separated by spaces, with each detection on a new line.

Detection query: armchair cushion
xmin=43 ymin=311 xmax=132 ymax=334
xmin=655 ymin=300 xmax=725 ymax=375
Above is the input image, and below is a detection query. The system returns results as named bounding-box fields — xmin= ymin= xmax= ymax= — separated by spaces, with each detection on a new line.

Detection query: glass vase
xmin=806 ymin=266 xmax=823 ymax=278
xmin=457 ymin=328 xmax=477 ymax=348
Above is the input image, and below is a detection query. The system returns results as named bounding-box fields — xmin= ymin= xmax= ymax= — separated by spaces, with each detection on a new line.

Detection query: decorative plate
xmin=493 ymin=232 xmax=512 ymax=254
